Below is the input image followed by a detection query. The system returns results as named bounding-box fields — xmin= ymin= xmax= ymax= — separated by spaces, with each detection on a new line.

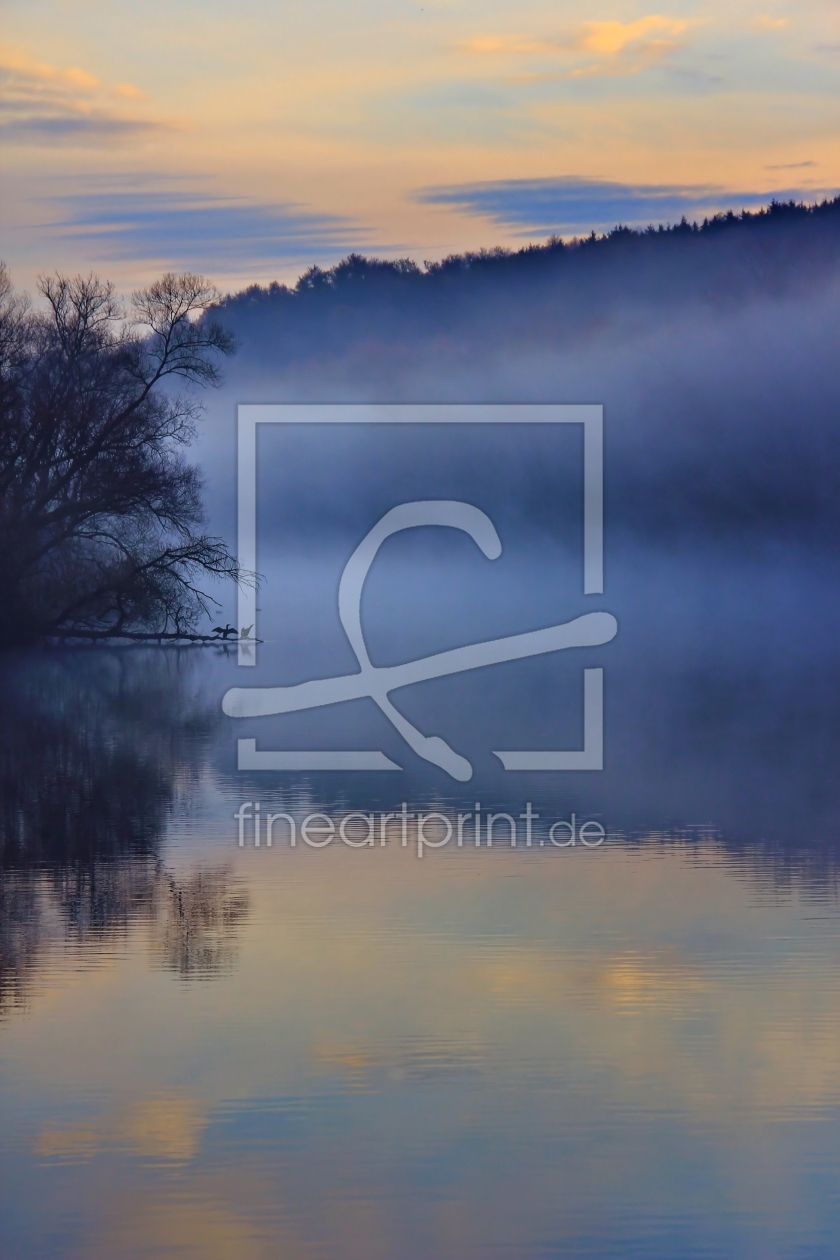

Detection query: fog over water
xmin=4 ymin=210 xmax=840 ymax=1259
xmin=189 ymin=208 xmax=840 ymax=853
xmin=201 ymin=209 xmax=840 ymax=545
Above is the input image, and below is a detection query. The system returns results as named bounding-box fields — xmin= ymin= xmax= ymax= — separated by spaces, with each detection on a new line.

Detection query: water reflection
xmin=0 ymin=650 xmax=250 ymax=1018
xmin=2 ymin=625 xmax=840 ymax=1259
xmin=0 ymin=648 xmax=227 ymax=866
xmin=0 ymin=872 xmax=39 ymax=1017
xmin=151 ymin=866 xmax=250 ymax=978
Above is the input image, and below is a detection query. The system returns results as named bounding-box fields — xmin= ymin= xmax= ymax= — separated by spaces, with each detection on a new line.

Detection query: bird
xmin=240 ymin=624 xmax=254 ymax=640
xmin=212 ymin=623 xmax=237 ymax=639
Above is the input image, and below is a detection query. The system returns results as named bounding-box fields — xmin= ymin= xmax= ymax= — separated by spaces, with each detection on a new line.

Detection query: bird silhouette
xmin=240 ymin=624 xmax=254 ymax=639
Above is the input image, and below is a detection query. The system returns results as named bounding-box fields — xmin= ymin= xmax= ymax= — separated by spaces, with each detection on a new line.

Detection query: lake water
xmin=2 ymin=533 xmax=840 ymax=1256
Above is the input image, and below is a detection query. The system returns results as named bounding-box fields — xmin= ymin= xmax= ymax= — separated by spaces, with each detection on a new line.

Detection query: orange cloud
xmin=751 ymin=15 xmax=789 ymax=31
xmin=112 ymin=82 xmax=146 ymax=100
xmin=460 ymin=35 xmax=552 ymax=56
xmin=576 ymin=16 xmax=690 ymax=56
xmin=0 ymin=45 xmax=101 ymax=97
xmin=459 ymin=15 xmax=692 ymax=76
xmin=0 ymin=43 xmax=159 ymax=143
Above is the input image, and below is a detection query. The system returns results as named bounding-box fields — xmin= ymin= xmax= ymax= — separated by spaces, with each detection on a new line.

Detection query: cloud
xmin=0 ymin=44 xmax=162 ymax=145
xmin=575 ymin=16 xmax=689 ymax=57
xmin=460 ymin=36 xmax=553 ymax=56
xmin=113 ymin=82 xmax=146 ymax=101
xmin=41 ymin=186 xmax=372 ymax=273
xmin=459 ymin=15 xmax=692 ymax=77
xmin=0 ymin=115 xmax=161 ymax=141
xmin=750 ymin=15 xmax=788 ymax=31
xmin=417 ymin=176 xmax=819 ymax=236
xmin=0 ymin=45 xmax=99 ymax=96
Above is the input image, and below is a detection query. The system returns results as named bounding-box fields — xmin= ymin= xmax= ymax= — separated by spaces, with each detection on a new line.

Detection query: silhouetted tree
xmin=0 ymin=267 xmax=239 ymax=643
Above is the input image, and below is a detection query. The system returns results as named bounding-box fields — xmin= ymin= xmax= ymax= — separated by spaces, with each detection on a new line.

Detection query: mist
xmin=197 ymin=199 xmax=840 ymax=551
xmin=167 ymin=201 xmax=840 ymax=860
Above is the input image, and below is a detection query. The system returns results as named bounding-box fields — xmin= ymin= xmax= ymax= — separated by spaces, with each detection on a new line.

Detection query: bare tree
xmin=0 ymin=266 xmax=240 ymax=643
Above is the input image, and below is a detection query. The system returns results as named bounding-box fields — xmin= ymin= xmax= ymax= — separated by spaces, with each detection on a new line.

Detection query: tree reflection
xmin=0 ymin=649 xmax=216 ymax=867
xmin=0 ymin=873 xmax=40 ymax=1017
xmin=0 ymin=649 xmax=249 ymax=1017
xmin=152 ymin=866 xmax=251 ymax=978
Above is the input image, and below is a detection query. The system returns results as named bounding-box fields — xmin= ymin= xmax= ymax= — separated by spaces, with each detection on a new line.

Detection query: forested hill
xmin=215 ymin=198 xmax=840 ymax=362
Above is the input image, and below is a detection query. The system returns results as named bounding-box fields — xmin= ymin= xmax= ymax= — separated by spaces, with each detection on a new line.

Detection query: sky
xmin=2 ymin=0 xmax=839 ymax=293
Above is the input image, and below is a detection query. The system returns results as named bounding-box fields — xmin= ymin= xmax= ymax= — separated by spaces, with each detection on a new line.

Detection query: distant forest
xmin=217 ymin=197 xmax=840 ymax=361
